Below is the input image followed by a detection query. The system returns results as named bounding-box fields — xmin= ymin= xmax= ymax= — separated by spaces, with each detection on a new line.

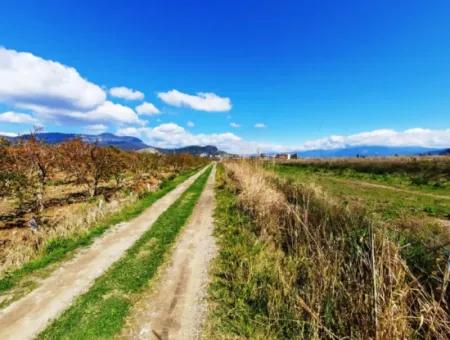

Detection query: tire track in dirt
xmin=119 ymin=165 xmax=217 ymax=340
xmin=0 ymin=167 xmax=208 ymax=340
xmin=332 ymin=177 xmax=450 ymax=200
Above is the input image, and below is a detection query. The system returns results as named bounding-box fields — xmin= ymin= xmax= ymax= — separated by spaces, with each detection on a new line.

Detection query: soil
xmin=0 ymin=168 xmax=207 ymax=340
xmin=119 ymin=165 xmax=217 ymax=340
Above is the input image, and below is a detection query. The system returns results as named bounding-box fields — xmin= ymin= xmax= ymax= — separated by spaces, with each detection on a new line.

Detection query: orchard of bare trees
xmin=0 ymin=135 xmax=207 ymax=216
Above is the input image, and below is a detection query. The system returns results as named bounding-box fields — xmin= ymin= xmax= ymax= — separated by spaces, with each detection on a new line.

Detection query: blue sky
xmin=0 ymin=1 xmax=450 ymax=153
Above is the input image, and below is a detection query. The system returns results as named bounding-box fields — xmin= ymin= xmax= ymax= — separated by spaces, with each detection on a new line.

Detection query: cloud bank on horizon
xmin=0 ymin=46 xmax=449 ymax=154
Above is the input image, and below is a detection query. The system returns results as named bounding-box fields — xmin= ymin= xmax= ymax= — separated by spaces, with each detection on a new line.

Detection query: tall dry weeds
xmin=224 ymin=160 xmax=450 ymax=339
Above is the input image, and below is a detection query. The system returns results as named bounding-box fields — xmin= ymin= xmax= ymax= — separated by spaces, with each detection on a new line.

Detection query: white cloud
xmin=254 ymin=123 xmax=266 ymax=128
xmin=0 ymin=47 xmax=144 ymax=127
xmin=85 ymin=124 xmax=107 ymax=134
xmin=109 ymin=86 xmax=144 ymax=101
xmin=0 ymin=131 xmax=18 ymax=137
xmin=117 ymin=125 xmax=450 ymax=155
xmin=117 ymin=122 xmax=285 ymax=154
xmin=230 ymin=122 xmax=240 ymax=128
xmin=187 ymin=121 xmax=195 ymax=127
xmin=0 ymin=47 xmax=106 ymax=112
xmin=32 ymin=101 xmax=143 ymax=125
xmin=157 ymin=89 xmax=231 ymax=112
xmin=0 ymin=111 xmax=39 ymax=124
xmin=59 ymin=101 xmax=143 ymax=125
xmin=299 ymin=128 xmax=450 ymax=150
xmin=135 ymin=102 xmax=160 ymax=115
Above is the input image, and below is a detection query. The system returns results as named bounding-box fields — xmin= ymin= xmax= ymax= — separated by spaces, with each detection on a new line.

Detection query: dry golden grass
xmin=222 ymin=160 xmax=450 ymax=339
xmin=0 ymin=192 xmax=136 ymax=276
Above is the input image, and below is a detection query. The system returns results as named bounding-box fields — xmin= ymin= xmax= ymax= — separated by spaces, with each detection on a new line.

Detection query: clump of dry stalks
xmin=224 ymin=160 xmax=450 ymax=339
xmin=0 ymin=193 xmax=136 ymax=276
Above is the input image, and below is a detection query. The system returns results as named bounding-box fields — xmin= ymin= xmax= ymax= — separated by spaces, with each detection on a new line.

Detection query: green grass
xmin=276 ymin=162 xmax=450 ymax=195
xmin=204 ymin=165 xmax=289 ymax=339
xmin=269 ymin=163 xmax=450 ymax=220
xmin=0 ymin=168 xmax=199 ymax=299
xmin=39 ymin=165 xmax=212 ymax=339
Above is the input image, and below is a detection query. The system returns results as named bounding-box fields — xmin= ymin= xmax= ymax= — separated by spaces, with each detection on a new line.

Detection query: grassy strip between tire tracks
xmin=39 ymin=165 xmax=212 ymax=339
xmin=0 ymin=167 xmax=200 ymax=295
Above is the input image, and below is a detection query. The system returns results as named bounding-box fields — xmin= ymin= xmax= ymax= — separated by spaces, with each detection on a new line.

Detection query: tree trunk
xmin=35 ymin=168 xmax=45 ymax=214
xmin=90 ymin=177 xmax=99 ymax=197
xmin=35 ymin=178 xmax=44 ymax=213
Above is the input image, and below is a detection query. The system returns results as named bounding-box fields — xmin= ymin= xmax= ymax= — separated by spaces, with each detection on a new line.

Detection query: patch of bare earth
xmin=0 ymin=168 xmax=206 ymax=340
xmin=119 ymin=166 xmax=217 ymax=340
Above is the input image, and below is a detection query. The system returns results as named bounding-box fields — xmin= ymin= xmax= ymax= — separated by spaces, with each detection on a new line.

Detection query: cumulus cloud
xmin=299 ymin=128 xmax=450 ymax=150
xmin=254 ymin=123 xmax=266 ymax=128
xmin=59 ymin=101 xmax=143 ymax=125
xmin=230 ymin=122 xmax=240 ymax=128
xmin=0 ymin=111 xmax=39 ymax=124
xmin=135 ymin=102 xmax=160 ymax=115
xmin=0 ymin=47 xmax=144 ymax=126
xmin=187 ymin=121 xmax=195 ymax=127
xmin=117 ymin=123 xmax=285 ymax=154
xmin=117 ymin=125 xmax=450 ymax=155
xmin=109 ymin=86 xmax=144 ymax=101
xmin=157 ymin=89 xmax=231 ymax=112
xmin=85 ymin=124 xmax=107 ymax=134
xmin=31 ymin=100 xmax=143 ymax=125
xmin=0 ymin=47 xmax=106 ymax=112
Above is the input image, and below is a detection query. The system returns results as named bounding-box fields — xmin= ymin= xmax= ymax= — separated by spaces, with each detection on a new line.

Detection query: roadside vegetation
xmin=205 ymin=161 xmax=449 ymax=339
xmin=0 ymin=135 xmax=207 ymax=306
xmin=39 ymin=166 xmax=212 ymax=339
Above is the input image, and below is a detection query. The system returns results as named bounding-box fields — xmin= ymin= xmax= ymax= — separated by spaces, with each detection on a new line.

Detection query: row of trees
xmin=0 ymin=136 xmax=206 ymax=214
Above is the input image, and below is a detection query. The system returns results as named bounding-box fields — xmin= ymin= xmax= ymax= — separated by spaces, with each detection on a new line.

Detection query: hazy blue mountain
xmin=296 ymin=145 xmax=442 ymax=158
xmin=420 ymin=148 xmax=450 ymax=156
xmin=3 ymin=132 xmax=147 ymax=150
xmin=0 ymin=132 xmax=226 ymax=155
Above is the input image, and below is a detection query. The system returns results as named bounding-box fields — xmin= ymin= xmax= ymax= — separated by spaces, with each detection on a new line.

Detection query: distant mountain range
xmin=1 ymin=133 xmax=449 ymax=157
xmin=0 ymin=132 xmax=226 ymax=156
xmin=294 ymin=145 xmax=446 ymax=158
xmin=2 ymin=132 xmax=147 ymax=150
xmin=420 ymin=148 xmax=450 ymax=156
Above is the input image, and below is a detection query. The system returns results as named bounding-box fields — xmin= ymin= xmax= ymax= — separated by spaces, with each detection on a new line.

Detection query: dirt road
xmin=119 ymin=165 xmax=217 ymax=340
xmin=0 ymin=167 xmax=207 ymax=340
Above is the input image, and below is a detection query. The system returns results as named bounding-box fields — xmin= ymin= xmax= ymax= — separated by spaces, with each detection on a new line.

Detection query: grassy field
xmin=268 ymin=161 xmax=450 ymax=221
xmin=0 ymin=168 xmax=199 ymax=308
xmin=39 ymin=166 xmax=212 ymax=339
xmin=205 ymin=161 xmax=449 ymax=339
xmin=276 ymin=157 xmax=450 ymax=192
